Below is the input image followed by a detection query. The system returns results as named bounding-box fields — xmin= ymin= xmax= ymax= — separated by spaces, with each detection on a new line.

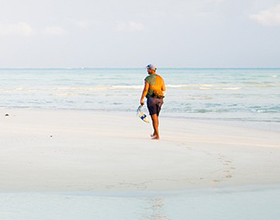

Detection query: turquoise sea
xmin=0 ymin=68 xmax=279 ymax=123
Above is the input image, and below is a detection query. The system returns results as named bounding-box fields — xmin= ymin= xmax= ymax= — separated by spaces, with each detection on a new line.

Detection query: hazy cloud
xmin=0 ymin=22 xmax=34 ymax=36
xmin=250 ymin=4 xmax=280 ymax=26
xmin=115 ymin=21 xmax=145 ymax=32
xmin=68 ymin=18 xmax=97 ymax=28
xmin=0 ymin=0 xmax=279 ymax=68
xmin=43 ymin=26 xmax=66 ymax=35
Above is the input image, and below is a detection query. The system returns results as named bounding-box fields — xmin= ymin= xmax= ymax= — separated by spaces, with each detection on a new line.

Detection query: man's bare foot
xmin=151 ymin=136 xmax=160 ymax=140
xmin=150 ymin=134 xmax=156 ymax=137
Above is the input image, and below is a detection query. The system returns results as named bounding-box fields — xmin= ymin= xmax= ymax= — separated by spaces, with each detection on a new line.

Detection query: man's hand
xmin=140 ymin=99 xmax=144 ymax=106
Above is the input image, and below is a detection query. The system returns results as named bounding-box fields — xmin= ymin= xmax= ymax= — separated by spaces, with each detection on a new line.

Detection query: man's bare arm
xmin=140 ymin=81 xmax=149 ymax=105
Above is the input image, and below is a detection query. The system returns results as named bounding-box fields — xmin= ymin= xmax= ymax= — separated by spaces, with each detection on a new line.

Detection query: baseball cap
xmin=146 ymin=64 xmax=157 ymax=71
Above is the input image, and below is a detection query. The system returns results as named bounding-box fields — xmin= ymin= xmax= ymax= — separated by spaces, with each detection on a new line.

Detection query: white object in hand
xmin=137 ymin=106 xmax=149 ymax=123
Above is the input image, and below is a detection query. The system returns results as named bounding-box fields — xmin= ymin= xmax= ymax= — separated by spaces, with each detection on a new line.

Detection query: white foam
xmin=111 ymin=85 xmax=142 ymax=89
xmin=220 ymin=87 xmax=241 ymax=90
xmin=52 ymin=93 xmax=81 ymax=97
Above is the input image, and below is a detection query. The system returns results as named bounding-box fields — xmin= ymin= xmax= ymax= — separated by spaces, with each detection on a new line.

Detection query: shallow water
xmin=0 ymin=185 xmax=280 ymax=220
xmin=0 ymin=68 xmax=279 ymax=123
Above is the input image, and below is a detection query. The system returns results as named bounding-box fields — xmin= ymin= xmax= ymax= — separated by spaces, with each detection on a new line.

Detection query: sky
xmin=0 ymin=0 xmax=280 ymax=68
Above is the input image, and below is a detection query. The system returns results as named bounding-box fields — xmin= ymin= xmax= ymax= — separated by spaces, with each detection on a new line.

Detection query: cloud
xmin=0 ymin=22 xmax=34 ymax=36
xmin=115 ymin=21 xmax=145 ymax=32
xmin=43 ymin=26 xmax=66 ymax=35
xmin=249 ymin=4 xmax=280 ymax=26
xmin=68 ymin=19 xmax=96 ymax=28
xmin=0 ymin=22 xmax=66 ymax=36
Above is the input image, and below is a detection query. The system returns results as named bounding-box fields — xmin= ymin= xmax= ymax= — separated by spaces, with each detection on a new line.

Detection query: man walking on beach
xmin=140 ymin=64 xmax=165 ymax=140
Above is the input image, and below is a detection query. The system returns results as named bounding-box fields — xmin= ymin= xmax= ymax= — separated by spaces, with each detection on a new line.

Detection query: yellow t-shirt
xmin=144 ymin=74 xmax=165 ymax=98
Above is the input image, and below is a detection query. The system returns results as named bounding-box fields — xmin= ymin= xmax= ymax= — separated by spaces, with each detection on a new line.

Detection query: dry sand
xmin=0 ymin=108 xmax=280 ymax=192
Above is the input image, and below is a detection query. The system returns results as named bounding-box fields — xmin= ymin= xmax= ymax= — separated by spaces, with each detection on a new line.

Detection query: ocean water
xmin=0 ymin=68 xmax=279 ymax=123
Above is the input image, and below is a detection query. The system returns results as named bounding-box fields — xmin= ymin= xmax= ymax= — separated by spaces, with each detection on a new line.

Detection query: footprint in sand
xmin=222 ymin=160 xmax=232 ymax=165
xmin=178 ymin=143 xmax=192 ymax=150
xmin=223 ymin=163 xmax=231 ymax=166
xmin=224 ymin=174 xmax=232 ymax=178
xmin=214 ymin=153 xmax=235 ymax=181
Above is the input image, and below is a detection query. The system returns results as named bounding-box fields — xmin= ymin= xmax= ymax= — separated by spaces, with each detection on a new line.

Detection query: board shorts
xmin=147 ymin=97 xmax=164 ymax=116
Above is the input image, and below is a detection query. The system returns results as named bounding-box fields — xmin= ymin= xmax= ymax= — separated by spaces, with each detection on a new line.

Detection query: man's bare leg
xmin=151 ymin=114 xmax=160 ymax=139
xmin=150 ymin=117 xmax=159 ymax=137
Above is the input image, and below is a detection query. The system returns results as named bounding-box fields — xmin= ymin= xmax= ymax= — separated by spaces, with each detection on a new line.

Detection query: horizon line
xmin=1 ymin=67 xmax=280 ymax=70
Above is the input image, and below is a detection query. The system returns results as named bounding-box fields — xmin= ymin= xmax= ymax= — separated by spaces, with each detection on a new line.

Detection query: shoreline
xmin=1 ymin=108 xmax=280 ymax=192
xmin=2 ymin=106 xmax=280 ymax=131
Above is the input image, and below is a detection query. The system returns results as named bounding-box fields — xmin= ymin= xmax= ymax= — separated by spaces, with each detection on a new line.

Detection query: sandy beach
xmin=1 ymin=108 xmax=280 ymax=192
xmin=1 ymin=0 xmax=280 ymax=217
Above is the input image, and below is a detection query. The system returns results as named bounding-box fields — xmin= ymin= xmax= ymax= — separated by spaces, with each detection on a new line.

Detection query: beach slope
xmin=0 ymin=109 xmax=280 ymax=192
